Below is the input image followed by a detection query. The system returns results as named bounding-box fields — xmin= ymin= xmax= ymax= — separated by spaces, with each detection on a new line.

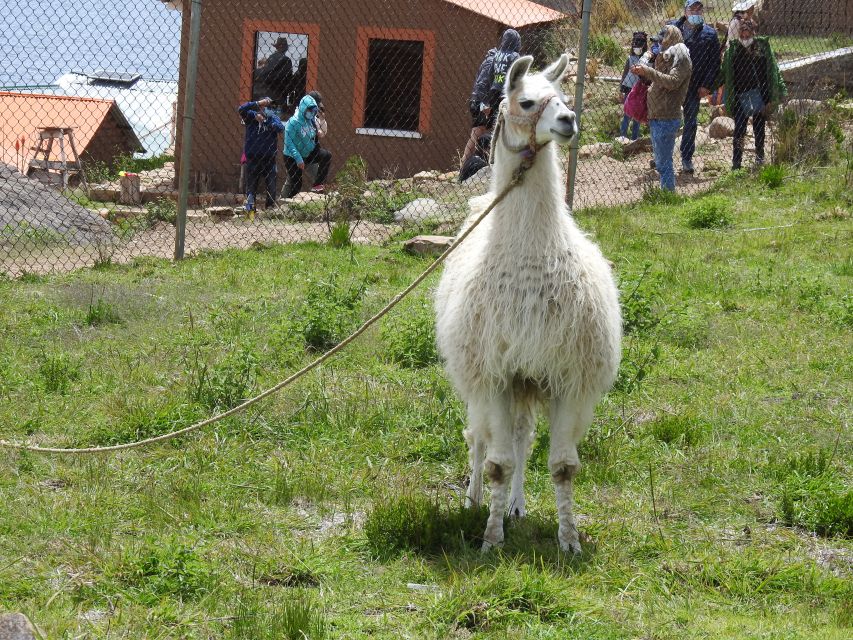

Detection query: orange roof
xmin=0 ymin=92 xmax=141 ymax=169
xmin=442 ymin=0 xmax=566 ymax=27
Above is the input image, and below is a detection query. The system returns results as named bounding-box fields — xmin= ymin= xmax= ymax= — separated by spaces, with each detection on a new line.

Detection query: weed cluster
xmin=231 ymin=592 xmax=327 ymax=639
xmin=299 ymin=275 xmax=367 ymax=351
xmin=381 ymin=301 xmax=438 ymax=368
xmin=685 ymin=196 xmax=733 ymax=229
xmin=775 ymin=107 xmax=844 ymax=166
xmin=38 ymin=352 xmax=81 ymax=394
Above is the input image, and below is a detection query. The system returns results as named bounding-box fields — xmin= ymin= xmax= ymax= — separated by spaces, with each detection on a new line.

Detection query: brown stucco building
xmin=166 ymin=0 xmax=568 ymax=190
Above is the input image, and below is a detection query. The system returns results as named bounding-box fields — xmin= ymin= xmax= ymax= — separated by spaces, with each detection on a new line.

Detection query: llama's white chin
xmin=549 ymin=127 xmax=576 ymax=145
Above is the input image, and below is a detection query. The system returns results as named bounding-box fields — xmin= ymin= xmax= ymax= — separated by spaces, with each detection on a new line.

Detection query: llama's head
xmin=501 ymin=54 xmax=577 ymax=150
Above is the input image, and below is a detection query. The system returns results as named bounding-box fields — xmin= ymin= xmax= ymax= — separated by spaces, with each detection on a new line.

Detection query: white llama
xmin=435 ymin=54 xmax=622 ymax=553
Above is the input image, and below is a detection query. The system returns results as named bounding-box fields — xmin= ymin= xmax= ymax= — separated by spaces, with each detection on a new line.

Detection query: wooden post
xmin=120 ymin=173 xmax=142 ymax=204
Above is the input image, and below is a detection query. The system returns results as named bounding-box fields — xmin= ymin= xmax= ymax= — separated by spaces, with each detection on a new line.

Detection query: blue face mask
xmin=651 ymin=43 xmax=661 ymax=55
xmin=688 ymin=14 xmax=704 ymax=26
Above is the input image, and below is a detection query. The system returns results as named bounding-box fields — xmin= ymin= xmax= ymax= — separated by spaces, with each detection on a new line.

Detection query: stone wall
xmin=780 ymin=47 xmax=853 ymax=100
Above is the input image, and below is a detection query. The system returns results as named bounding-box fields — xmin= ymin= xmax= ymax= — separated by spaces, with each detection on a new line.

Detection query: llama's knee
xmin=550 ymin=461 xmax=580 ymax=485
xmin=485 ymin=459 xmax=514 ymax=485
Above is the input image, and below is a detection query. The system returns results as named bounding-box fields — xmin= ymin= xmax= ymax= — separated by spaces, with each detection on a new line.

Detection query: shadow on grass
xmin=364 ymin=492 xmax=597 ymax=571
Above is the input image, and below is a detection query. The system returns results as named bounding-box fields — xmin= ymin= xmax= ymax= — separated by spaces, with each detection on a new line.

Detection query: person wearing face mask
xmin=668 ymin=0 xmax=720 ymax=175
xmin=283 ymin=94 xmax=332 ymax=197
xmin=631 ymin=26 xmax=693 ymax=192
xmin=619 ymin=31 xmax=649 ymax=141
xmin=728 ymin=1 xmax=760 ymax=48
xmin=719 ymin=19 xmax=785 ymax=169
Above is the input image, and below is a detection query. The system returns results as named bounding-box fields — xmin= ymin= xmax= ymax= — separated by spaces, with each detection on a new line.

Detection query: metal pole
xmin=567 ymin=0 xmax=593 ymax=209
xmin=174 ymin=0 xmax=203 ymax=260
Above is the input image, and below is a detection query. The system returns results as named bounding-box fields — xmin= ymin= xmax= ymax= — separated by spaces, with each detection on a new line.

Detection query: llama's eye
xmin=519 ymin=100 xmax=535 ymax=110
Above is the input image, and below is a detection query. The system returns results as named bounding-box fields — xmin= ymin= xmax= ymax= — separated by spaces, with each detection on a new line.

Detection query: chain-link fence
xmin=2 ymin=0 xmax=851 ymax=276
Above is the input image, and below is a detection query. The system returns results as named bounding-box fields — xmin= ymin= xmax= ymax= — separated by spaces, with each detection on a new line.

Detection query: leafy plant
xmin=588 ymin=34 xmax=624 ymax=68
xmin=685 ymin=196 xmax=733 ymax=229
xmin=642 ymin=186 xmax=683 ymax=206
xmin=382 ymin=301 xmax=438 ymax=368
xmin=328 ymin=222 xmax=351 ymax=248
xmin=775 ymin=107 xmax=844 ymax=165
xmin=185 ymin=345 xmax=259 ymax=411
xmin=231 ymin=592 xmax=327 ymax=640
xmin=759 ymin=164 xmax=786 ymax=189
xmin=299 ymin=275 xmax=367 ymax=351
xmin=146 ymin=197 xmax=177 ymax=225
xmin=84 ymin=296 xmax=122 ymax=326
xmin=647 ymin=414 xmax=708 ymax=447
xmin=38 ymin=352 xmax=81 ymax=394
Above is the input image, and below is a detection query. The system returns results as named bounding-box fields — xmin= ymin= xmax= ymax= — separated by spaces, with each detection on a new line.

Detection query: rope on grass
xmin=0 ymin=157 xmax=538 ymax=455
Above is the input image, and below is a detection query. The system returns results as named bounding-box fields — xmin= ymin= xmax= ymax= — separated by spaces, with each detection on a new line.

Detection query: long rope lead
xmin=0 ymin=155 xmax=539 ymax=455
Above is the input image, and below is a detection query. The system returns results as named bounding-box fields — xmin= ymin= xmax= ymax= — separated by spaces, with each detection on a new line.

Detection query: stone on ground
xmin=709 ymin=117 xmax=735 ymax=139
xmin=403 ymin=235 xmax=454 ymax=256
xmin=0 ymin=613 xmax=36 ymax=640
xmin=393 ymin=198 xmax=453 ymax=223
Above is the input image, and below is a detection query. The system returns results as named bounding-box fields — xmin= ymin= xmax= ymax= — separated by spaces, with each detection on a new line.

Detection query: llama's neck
xmin=488 ymin=140 xmax=570 ymax=238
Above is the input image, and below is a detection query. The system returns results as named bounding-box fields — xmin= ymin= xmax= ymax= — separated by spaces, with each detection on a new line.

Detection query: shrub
xmin=84 ymin=297 xmax=122 ymax=326
xmin=112 ymin=540 xmax=214 ymax=605
xmin=620 ymin=265 xmax=663 ymax=335
xmin=642 ymin=186 xmax=683 ymax=206
xmin=685 ymin=196 xmax=733 ymax=229
xmin=231 ymin=592 xmax=327 ymax=640
xmin=145 ymin=197 xmax=177 ymax=225
xmin=328 ymin=222 xmax=351 ymax=248
xmin=588 ymin=34 xmax=624 ymax=68
xmin=299 ymin=275 xmax=367 ymax=351
xmin=759 ymin=164 xmax=786 ymax=189
xmin=647 ymin=414 xmax=707 ymax=447
xmin=185 ymin=346 xmax=259 ymax=411
xmin=38 ymin=352 xmax=81 ymax=394
xmin=775 ymin=107 xmax=844 ymax=165
xmin=382 ymin=302 xmax=439 ymax=368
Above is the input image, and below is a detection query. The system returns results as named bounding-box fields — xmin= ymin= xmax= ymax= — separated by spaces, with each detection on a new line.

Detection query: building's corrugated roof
xmin=442 ymin=0 xmax=566 ymax=27
xmin=0 ymin=92 xmax=142 ymax=169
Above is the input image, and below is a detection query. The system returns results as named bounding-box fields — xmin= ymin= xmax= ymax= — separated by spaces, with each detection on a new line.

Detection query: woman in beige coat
xmin=632 ymin=25 xmax=693 ymax=191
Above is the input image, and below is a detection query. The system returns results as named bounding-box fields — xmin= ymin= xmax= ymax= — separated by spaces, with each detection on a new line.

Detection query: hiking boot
xmin=681 ymin=162 xmax=694 ymax=174
xmin=244 ymin=195 xmax=255 ymax=212
xmin=310 ymin=184 xmax=325 ymax=193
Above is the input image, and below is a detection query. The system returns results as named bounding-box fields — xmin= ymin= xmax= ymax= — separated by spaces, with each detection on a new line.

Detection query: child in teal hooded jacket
xmin=283 ymin=94 xmax=332 ymax=196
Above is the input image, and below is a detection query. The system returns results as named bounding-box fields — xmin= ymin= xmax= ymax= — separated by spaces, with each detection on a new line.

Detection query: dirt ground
xmin=3 ymin=125 xmax=748 ymax=278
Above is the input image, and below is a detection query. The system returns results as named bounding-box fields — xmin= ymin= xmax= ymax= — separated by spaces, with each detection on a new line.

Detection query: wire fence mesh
xmin=2 ymin=0 xmax=851 ymax=276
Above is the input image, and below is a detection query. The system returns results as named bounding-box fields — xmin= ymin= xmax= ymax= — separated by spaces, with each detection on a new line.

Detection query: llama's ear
xmin=507 ymin=55 xmax=534 ymax=93
xmin=543 ymin=54 xmax=569 ymax=84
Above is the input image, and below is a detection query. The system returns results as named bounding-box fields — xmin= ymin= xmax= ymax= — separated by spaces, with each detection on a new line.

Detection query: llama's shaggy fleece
xmin=435 ymin=54 xmax=622 ymax=552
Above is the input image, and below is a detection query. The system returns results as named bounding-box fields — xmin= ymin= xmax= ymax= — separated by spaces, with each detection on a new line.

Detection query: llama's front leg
xmin=480 ymin=393 xmax=514 ymax=552
xmin=549 ymin=397 xmax=594 ymax=554
xmin=508 ymin=402 xmax=536 ymax=518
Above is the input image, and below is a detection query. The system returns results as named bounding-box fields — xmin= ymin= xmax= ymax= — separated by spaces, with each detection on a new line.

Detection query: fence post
xmin=174 ymin=0 xmax=203 ymax=261
xmin=566 ymin=0 xmax=593 ymax=210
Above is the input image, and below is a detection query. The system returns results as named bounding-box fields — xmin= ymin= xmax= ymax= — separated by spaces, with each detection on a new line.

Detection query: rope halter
xmin=491 ymin=91 xmax=560 ymax=177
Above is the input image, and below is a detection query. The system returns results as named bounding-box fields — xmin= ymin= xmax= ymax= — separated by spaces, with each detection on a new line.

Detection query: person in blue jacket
xmin=668 ymin=0 xmax=720 ymax=174
xmin=237 ymin=97 xmax=285 ymax=212
xmin=283 ymin=94 xmax=331 ymax=197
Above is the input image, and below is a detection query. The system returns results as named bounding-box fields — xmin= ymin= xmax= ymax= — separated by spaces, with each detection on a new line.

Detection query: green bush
xmin=647 ymin=414 xmax=708 ymax=447
xmin=112 ymin=540 xmax=214 ymax=605
xmin=382 ymin=302 xmax=438 ymax=368
xmin=759 ymin=164 xmax=786 ymax=189
xmin=299 ymin=275 xmax=367 ymax=351
xmin=328 ymin=222 xmax=351 ymax=248
xmin=84 ymin=297 xmax=122 ymax=326
xmin=146 ymin=197 xmax=177 ymax=225
xmin=185 ymin=346 xmax=259 ymax=411
xmin=776 ymin=108 xmax=844 ymax=165
xmin=588 ymin=34 xmax=624 ymax=68
xmin=231 ymin=592 xmax=327 ymax=640
xmin=685 ymin=196 xmax=733 ymax=229
xmin=38 ymin=352 xmax=81 ymax=394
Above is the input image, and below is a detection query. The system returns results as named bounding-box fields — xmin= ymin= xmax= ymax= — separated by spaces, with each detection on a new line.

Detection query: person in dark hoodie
xmin=237 ymin=97 xmax=285 ymax=212
xmin=460 ymin=29 xmax=521 ymax=166
xmin=668 ymin=1 xmax=720 ymax=174
xmin=283 ymin=94 xmax=331 ymax=197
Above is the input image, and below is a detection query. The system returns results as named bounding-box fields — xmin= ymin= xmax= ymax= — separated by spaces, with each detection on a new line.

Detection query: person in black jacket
xmin=237 ymin=97 xmax=285 ymax=212
xmin=460 ymin=29 xmax=521 ymax=165
xmin=668 ymin=1 xmax=720 ymax=174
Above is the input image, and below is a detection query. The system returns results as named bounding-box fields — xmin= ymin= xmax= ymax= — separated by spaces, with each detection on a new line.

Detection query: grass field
xmin=1 ymin=158 xmax=851 ymax=638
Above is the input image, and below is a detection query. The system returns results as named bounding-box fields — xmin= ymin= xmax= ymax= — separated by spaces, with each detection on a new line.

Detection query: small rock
xmin=403 ymin=235 xmax=454 ymax=256
xmin=579 ymin=142 xmax=611 ymax=158
xmin=289 ymin=191 xmax=325 ymax=203
xmin=0 ymin=613 xmax=37 ymax=640
xmin=615 ymin=136 xmax=652 ymax=156
xmin=97 ymin=208 xmax=110 ymax=219
xmin=710 ymin=104 xmax=727 ymax=119
xmin=413 ymin=170 xmax=440 ymax=182
xmin=206 ymin=206 xmax=234 ymax=221
xmin=437 ymin=171 xmax=457 ymax=182
xmin=708 ymin=116 xmax=735 ymax=139
xmin=394 ymin=198 xmax=453 ymax=223
xmin=784 ymin=98 xmax=823 ymax=115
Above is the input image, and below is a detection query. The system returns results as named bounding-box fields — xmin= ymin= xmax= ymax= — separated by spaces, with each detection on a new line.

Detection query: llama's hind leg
xmin=508 ymin=398 xmax=536 ymax=518
xmin=549 ymin=397 xmax=594 ymax=554
xmin=463 ymin=421 xmax=485 ymax=508
xmin=478 ymin=393 xmax=514 ymax=552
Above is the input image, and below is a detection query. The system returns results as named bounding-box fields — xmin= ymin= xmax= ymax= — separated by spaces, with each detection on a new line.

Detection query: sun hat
xmin=733 ymin=1 xmax=757 ymax=11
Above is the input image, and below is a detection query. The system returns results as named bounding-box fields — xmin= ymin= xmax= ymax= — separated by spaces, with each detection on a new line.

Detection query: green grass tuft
xmin=685 ymin=196 xmax=733 ymax=229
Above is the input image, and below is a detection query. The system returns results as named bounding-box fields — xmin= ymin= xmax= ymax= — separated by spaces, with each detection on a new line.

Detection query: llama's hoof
xmin=480 ymin=538 xmax=503 ymax=554
xmin=559 ymin=539 xmax=582 ymax=554
xmin=509 ymin=504 xmax=527 ymax=519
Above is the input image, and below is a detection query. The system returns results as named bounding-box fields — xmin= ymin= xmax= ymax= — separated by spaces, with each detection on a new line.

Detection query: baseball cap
xmin=733 ymin=1 xmax=757 ymax=11
xmin=685 ymin=0 xmax=703 ymax=8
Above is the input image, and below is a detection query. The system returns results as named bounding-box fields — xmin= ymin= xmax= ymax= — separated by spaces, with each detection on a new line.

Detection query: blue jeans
xmin=680 ymin=91 xmax=700 ymax=167
xmin=650 ymin=118 xmax=681 ymax=191
xmin=620 ymin=114 xmax=641 ymax=140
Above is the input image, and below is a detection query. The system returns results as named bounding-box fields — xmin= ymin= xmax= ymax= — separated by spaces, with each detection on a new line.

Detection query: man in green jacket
xmin=720 ymin=19 xmax=786 ymax=169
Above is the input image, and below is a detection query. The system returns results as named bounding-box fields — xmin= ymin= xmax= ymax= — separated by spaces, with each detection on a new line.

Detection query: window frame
xmin=352 ymin=27 xmax=435 ymax=138
xmin=239 ymin=20 xmax=320 ymax=102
